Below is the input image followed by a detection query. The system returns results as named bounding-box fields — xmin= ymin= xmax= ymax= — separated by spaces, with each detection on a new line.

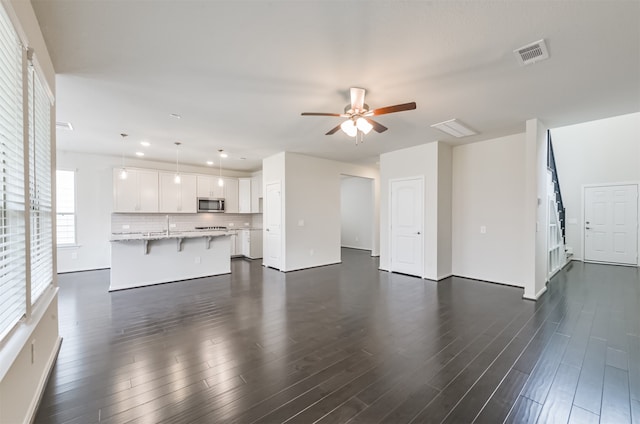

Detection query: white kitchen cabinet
xmin=237 ymin=229 xmax=262 ymax=259
xmin=238 ymin=178 xmax=251 ymax=213
xmin=229 ymin=231 xmax=242 ymax=257
xmin=249 ymin=229 xmax=263 ymax=259
xmin=240 ymin=229 xmax=250 ymax=256
xmin=197 ymin=175 xmax=224 ymax=199
xmin=224 ymin=178 xmax=239 ymax=213
xmin=159 ymin=173 xmax=197 ymax=213
xmin=113 ymin=168 xmax=159 ymax=213
xmin=251 ymin=173 xmax=263 ymax=213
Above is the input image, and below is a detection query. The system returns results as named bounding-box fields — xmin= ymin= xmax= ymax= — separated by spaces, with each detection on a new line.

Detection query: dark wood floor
xmin=34 ymin=249 xmax=639 ymax=424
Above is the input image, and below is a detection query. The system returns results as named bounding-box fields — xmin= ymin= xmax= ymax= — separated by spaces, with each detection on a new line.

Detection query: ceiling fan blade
xmin=365 ymin=118 xmax=388 ymax=133
xmin=367 ymin=102 xmax=417 ymax=116
xmin=350 ymin=87 xmax=366 ymax=111
xmin=325 ymin=124 xmax=342 ymax=135
xmin=301 ymin=112 xmax=346 ymax=117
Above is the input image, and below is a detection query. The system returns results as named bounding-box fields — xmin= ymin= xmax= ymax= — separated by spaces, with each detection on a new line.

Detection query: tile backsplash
xmin=112 ymin=213 xmax=263 ymax=234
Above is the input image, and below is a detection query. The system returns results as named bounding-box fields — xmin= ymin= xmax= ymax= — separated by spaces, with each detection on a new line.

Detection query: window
xmin=0 ymin=3 xmax=54 ymax=340
xmin=56 ymin=170 xmax=76 ymax=245
xmin=0 ymin=4 xmax=27 ymax=340
xmin=29 ymin=65 xmax=53 ymax=304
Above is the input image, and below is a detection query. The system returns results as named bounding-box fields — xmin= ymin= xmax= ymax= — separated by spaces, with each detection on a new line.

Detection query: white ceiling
xmin=32 ymin=0 xmax=640 ymax=172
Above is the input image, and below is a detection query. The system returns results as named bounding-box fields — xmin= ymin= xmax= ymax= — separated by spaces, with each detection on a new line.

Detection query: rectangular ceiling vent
xmin=430 ymin=119 xmax=477 ymax=138
xmin=56 ymin=121 xmax=73 ymax=131
xmin=514 ymin=39 xmax=549 ymax=66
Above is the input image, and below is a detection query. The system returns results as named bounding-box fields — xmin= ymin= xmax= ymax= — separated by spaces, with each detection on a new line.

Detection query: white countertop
xmin=110 ymin=230 xmax=234 ymax=242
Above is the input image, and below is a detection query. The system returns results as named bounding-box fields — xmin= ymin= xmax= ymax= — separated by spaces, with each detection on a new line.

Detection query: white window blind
xmin=0 ymin=4 xmax=26 ymax=339
xmin=29 ymin=65 xmax=53 ymax=304
xmin=56 ymin=170 xmax=75 ymax=245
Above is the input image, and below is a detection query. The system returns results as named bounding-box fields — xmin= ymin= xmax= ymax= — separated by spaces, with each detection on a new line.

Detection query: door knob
xmin=266 ymin=228 xmax=270 ymax=232
xmin=585 ymin=227 xmax=591 ymax=230
xmin=417 ymin=232 xmax=421 ymax=235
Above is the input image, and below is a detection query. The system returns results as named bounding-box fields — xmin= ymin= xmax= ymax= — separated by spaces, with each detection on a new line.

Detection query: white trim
xmin=0 ymin=286 xmax=58 ymax=381
xmin=25 ymin=336 xmax=61 ymax=424
xmin=523 ymin=285 xmax=547 ymax=301
xmin=581 ymin=182 xmax=640 ymax=267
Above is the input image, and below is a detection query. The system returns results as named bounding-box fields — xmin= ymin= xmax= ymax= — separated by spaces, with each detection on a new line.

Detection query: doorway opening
xmin=340 ymin=175 xmax=374 ymax=257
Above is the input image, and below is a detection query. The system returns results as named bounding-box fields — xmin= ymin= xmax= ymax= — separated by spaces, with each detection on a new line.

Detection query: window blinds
xmin=0 ymin=4 xmax=26 ymax=339
xmin=29 ymin=66 xmax=53 ymax=304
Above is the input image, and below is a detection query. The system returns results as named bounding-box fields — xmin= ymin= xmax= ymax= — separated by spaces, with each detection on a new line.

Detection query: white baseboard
xmin=27 ymin=336 xmax=62 ymax=424
xmin=523 ymin=285 xmax=547 ymax=301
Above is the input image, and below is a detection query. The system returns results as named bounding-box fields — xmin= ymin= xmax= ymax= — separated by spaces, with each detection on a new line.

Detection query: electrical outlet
xmin=309 ymin=249 xmax=314 ymax=256
xmin=71 ymin=252 xmax=78 ymax=260
xmin=122 ymin=224 xmax=130 ymax=229
xmin=355 ymin=236 xmax=359 ymax=242
xmin=229 ymin=222 xmax=235 ymax=227
xmin=170 ymin=223 xmax=177 ymax=228
xmin=194 ymin=256 xmax=201 ymax=264
xmin=480 ymin=226 xmax=487 ymax=234
xmin=298 ymin=219 xmax=305 ymax=227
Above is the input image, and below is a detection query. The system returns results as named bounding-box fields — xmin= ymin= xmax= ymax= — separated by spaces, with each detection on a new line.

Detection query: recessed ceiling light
xmin=206 ymin=161 xmax=214 ymax=166
xmin=239 ymin=157 xmax=246 ymax=160
xmin=219 ymin=152 xmax=228 ymax=158
xmin=169 ymin=113 xmax=181 ymax=119
xmin=430 ymin=119 xmax=478 ymax=138
xmin=135 ymin=152 xmax=144 ymax=157
xmin=140 ymin=141 xmax=150 ymax=147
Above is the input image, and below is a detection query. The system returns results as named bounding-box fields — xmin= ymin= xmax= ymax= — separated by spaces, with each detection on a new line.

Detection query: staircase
xmin=547 ymin=131 xmax=568 ymax=277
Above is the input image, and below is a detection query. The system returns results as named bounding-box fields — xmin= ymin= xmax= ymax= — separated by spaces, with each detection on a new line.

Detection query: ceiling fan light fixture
xmin=340 ymin=120 xmax=357 ymax=137
xmin=356 ymin=117 xmax=373 ymax=135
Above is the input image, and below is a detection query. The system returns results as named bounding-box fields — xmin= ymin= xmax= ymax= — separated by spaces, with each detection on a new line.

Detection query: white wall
xmin=262 ymin=152 xmax=379 ymax=272
xmin=380 ymin=142 xmax=451 ymax=280
xmin=523 ymin=119 xmax=549 ymax=299
xmin=437 ymin=143 xmax=453 ymax=279
xmin=551 ymin=112 xmax=640 ymax=260
xmin=452 ymin=133 xmax=527 ymax=287
xmin=340 ymin=176 xmax=373 ymax=250
xmin=56 ymin=150 xmax=252 ymax=273
xmin=0 ymin=2 xmax=60 ymax=424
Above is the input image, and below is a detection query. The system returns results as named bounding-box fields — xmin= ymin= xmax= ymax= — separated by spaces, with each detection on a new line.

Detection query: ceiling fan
xmin=301 ymin=87 xmax=416 ymax=144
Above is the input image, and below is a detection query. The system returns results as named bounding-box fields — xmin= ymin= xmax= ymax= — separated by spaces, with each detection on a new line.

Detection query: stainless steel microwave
xmin=197 ymin=198 xmax=225 ymax=213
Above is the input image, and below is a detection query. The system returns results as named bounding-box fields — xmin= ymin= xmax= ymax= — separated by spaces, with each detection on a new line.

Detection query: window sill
xmin=0 ymin=285 xmax=58 ymax=381
xmin=57 ymin=244 xmax=81 ymax=249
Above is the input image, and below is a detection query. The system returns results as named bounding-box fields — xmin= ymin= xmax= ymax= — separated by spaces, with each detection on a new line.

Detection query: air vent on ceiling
xmin=56 ymin=121 xmax=73 ymax=131
xmin=430 ymin=119 xmax=477 ymax=138
xmin=514 ymin=39 xmax=549 ymax=66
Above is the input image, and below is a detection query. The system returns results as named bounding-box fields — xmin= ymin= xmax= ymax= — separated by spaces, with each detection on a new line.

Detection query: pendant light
xmin=217 ymin=149 xmax=225 ymax=187
xmin=119 ymin=133 xmax=128 ymax=180
xmin=174 ymin=142 xmax=182 ymax=184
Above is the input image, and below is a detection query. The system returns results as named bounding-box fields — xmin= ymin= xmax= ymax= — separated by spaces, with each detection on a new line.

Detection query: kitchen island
xmin=110 ymin=230 xmax=232 ymax=291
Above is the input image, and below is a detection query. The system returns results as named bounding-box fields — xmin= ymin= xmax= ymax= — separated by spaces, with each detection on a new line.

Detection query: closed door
xmin=584 ymin=184 xmax=638 ymax=265
xmin=390 ymin=178 xmax=424 ymax=277
xmin=264 ymin=181 xmax=282 ymax=270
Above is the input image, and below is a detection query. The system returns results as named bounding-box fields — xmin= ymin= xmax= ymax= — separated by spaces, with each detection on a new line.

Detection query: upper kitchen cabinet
xmin=223 ymin=178 xmax=239 ymax=213
xmin=197 ymin=175 xmax=224 ymax=199
xmin=113 ymin=168 xmax=159 ymax=213
xmin=159 ymin=172 xmax=197 ymax=213
xmin=238 ymin=178 xmax=251 ymax=213
xmin=251 ymin=172 xmax=263 ymax=213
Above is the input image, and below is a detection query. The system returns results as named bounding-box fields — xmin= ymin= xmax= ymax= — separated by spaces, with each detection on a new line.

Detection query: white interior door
xmin=390 ymin=178 xmax=424 ymax=277
xmin=264 ymin=181 xmax=282 ymax=270
xmin=584 ymin=184 xmax=638 ymax=265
